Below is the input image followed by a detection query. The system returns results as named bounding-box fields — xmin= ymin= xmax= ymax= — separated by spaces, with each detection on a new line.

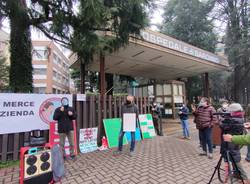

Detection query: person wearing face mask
xmin=192 ymin=97 xmax=218 ymax=159
xmin=151 ymin=102 xmax=160 ymax=136
xmin=178 ymin=103 xmax=190 ymax=139
xmin=53 ymin=97 xmax=77 ymax=160
xmin=114 ymin=95 xmax=138 ymax=157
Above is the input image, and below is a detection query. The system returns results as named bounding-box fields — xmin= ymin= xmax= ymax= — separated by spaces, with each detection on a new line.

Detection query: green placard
xmin=139 ymin=114 xmax=156 ymax=139
xmin=103 ymin=118 xmax=128 ymax=148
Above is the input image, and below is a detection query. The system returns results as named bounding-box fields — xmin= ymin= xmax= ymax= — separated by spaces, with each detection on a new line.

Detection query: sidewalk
xmin=1 ymin=122 xmax=250 ymax=184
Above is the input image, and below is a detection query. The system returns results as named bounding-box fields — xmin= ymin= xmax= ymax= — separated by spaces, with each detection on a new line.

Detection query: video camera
xmin=213 ymin=111 xmax=245 ymax=135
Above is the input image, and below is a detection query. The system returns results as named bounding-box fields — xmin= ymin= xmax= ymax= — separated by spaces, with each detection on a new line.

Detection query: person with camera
xmin=192 ymin=97 xmax=217 ymax=159
xmin=53 ymin=97 xmax=77 ymax=160
xmin=220 ymin=103 xmax=250 ymax=182
xmin=224 ymin=122 xmax=250 ymax=162
xmin=178 ymin=103 xmax=190 ymax=140
xmin=223 ymin=124 xmax=250 ymax=144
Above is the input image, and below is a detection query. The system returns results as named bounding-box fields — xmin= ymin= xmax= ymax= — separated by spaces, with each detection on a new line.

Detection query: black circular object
xmin=40 ymin=152 xmax=50 ymax=162
xmin=26 ymin=155 xmax=37 ymax=165
xmin=40 ymin=162 xmax=50 ymax=171
xmin=26 ymin=165 xmax=37 ymax=175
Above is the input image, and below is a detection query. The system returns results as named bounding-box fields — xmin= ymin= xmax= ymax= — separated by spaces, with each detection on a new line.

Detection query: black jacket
xmin=121 ymin=103 xmax=139 ymax=131
xmin=53 ymin=106 xmax=77 ymax=133
xmin=220 ymin=117 xmax=244 ymax=162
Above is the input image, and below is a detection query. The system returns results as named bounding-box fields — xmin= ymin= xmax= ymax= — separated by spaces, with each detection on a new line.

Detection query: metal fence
xmin=0 ymin=95 xmax=151 ymax=162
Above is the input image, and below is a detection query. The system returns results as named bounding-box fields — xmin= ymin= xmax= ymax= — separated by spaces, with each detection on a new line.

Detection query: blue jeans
xmin=246 ymin=145 xmax=250 ymax=161
xmin=181 ymin=119 xmax=190 ymax=138
xmin=199 ymin=127 xmax=213 ymax=153
xmin=118 ymin=130 xmax=135 ymax=152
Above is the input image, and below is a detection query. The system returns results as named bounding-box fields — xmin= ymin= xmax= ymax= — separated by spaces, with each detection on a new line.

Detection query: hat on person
xmin=227 ymin=103 xmax=243 ymax=112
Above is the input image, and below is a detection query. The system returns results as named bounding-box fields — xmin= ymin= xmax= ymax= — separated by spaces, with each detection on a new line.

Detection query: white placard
xmin=77 ymin=94 xmax=86 ymax=101
xmin=0 ymin=93 xmax=72 ymax=134
xmin=123 ymin=113 xmax=136 ymax=132
xmin=79 ymin=127 xmax=98 ymax=153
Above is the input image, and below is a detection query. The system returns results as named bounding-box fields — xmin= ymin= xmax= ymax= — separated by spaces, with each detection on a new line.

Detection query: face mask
xmin=222 ymin=104 xmax=228 ymax=108
xmin=62 ymin=99 xmax=69 ymax=106
xmin=199 ymin=102 xmax=206 ymax=107
xmin=126 ymin=100 xmax=132 ymax=104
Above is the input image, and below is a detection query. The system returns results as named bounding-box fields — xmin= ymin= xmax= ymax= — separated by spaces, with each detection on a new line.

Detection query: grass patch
xmin=0 ymin=160 xmax=19 ymax=169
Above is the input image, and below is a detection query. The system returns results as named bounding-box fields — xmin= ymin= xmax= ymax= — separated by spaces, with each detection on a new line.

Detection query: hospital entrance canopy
xmin=70 ymin=29 xmax=229 ymax=80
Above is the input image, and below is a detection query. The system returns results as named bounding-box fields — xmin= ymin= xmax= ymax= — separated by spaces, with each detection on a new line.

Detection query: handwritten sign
xmin=79 ymin=127 xmax=98 ymax=153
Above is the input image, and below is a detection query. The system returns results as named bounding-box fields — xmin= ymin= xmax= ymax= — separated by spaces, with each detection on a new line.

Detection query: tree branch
xmin=35 ymin=24 xmax=69 ymax=46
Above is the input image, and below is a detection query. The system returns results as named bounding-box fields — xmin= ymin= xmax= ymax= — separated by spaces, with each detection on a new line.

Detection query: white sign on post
xmin=123 ymin=113 xmax=136 ymax=132
xmin=0 ymin=93 xmax=72 ymax=134
xmin=77 ymin=94 xmax=86 ymax=101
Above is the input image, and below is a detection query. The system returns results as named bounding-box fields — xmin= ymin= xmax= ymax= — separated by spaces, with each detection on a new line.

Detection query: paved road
xmin=1 ymin=123 xmax=250 ymax=184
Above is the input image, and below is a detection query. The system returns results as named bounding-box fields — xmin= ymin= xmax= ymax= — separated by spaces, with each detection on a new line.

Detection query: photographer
xmin=219 ymin=103 xmax=249 ymax=182
xmin=224 ymin=122 xmax=250 ymax=161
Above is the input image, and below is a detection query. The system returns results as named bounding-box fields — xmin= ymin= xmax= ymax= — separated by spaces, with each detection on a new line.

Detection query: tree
xmin=0 ymin=56 xmax=9 ymax=90
xmin=1 ymin=0 xmax=152 ymax=92
xmin=160 ymin=0 xmax=217 ymax=102
xmin=215 ymin=0 xmax=250 ymax=103
xmin=1 ymin=0 xmax=33 ymax=92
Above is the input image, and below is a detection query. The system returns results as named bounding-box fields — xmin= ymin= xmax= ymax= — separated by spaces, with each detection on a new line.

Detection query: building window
xmin=33 ymin=68 xmax=47 ymax=75
xmin=32 ymin=47 xmax=48 ymax=60
xmin=34 ymin=87 xmax=46 ymax=94
xmin=53 ymin=53 xmax=58 ymax=64
xmin=53 ymin=88 xmax=57 ymax=94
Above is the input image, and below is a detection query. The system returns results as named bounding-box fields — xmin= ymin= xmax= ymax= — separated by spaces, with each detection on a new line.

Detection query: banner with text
xmin=79 ymin=127 xmax=98 ymax=153
xmin=0 ymin=93 xmax=72 ymax=134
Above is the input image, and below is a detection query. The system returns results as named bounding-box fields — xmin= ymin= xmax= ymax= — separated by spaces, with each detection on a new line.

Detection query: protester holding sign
xmin=53 ymin=97 xmax=76 ymax=160
xmin=114 ymin=95 xmax=138 ymax=157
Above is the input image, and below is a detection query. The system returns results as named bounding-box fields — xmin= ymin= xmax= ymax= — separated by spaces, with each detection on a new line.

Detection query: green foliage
xmin=70 ymin=0 xmax=152 ymax=63
xmin=7 ymin=0 xmax=33 ymax=92
xmin=0 ymin=56 xmax=9 ymax=90
xmin=160 ymin=0 xmax=217 ymax=100
xmin=1 ymin=0 xmax=33 ymax=92
xmin=161 ymin=0 xmax=217 ymax=52
xmin=218 ymin=0 xmax=250 ymax=102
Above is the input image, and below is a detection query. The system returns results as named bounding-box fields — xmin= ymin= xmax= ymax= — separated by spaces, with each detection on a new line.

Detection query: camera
xmin=220 ymin=117 xmax=245 ymax=135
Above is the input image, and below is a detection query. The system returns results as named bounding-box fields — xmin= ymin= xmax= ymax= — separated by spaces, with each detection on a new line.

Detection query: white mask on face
xmin=222 ymin=104 xmax=228 ymax=109
xmin=199 ymin=102 xmax=206 ymax=107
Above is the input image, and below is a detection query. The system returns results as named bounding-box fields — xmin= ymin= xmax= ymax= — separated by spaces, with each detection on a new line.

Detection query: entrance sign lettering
xmin=141 ymin=31 xmax=220 ymax=64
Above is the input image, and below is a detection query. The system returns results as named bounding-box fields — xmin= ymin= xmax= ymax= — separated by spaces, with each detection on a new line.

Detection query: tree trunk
xmin=9 ymin=0 xmax=33 ymax=92
xmin=105 ymin=73 xmax=113 ymax=95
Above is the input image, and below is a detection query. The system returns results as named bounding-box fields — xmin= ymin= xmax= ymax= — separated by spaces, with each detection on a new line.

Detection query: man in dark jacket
xmin=178 ymin=103 xmax=190 ymax=139
xmin=114 ymin=95 xmax=138 ymax=156
xmin=53 ymin=97 xmax=76 ymax=160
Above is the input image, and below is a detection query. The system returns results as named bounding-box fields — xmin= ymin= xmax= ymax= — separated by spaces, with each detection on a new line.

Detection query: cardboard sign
xmin=123 ymin=113 xmax=136 ymax=132
xmin=103 ymin=118 xmax=128 ymax=148
xmin=138 ymin=114 xmax=156 ymax=139
xmin=79 ymin=127 xmax=98 ymax=153
xmin=49 ymin=121 xmax=77 ymax=156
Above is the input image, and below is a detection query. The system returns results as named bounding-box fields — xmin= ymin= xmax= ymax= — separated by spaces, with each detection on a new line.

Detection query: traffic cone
xmin=102 ymin=136 xmax=108 ymax=149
